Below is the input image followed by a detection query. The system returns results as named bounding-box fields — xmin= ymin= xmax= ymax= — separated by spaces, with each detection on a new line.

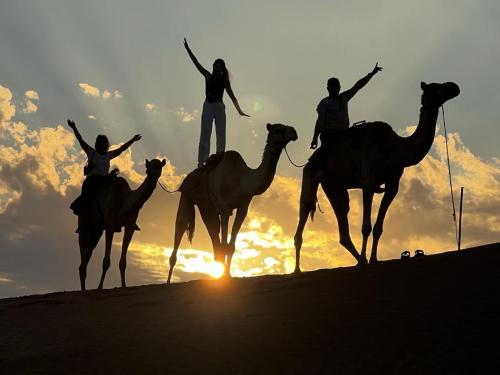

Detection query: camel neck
xmin=247 ymin=143 xmax=282 ymax=196
xmin=399 ymin=103 xmax=439 ymax=167
xmin=128 ymin=174 xmax=157 ymax=212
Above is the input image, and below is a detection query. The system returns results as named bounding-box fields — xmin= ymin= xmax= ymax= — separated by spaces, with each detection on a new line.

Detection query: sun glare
xmin=207 ymin=261 xmax=225 ymax=279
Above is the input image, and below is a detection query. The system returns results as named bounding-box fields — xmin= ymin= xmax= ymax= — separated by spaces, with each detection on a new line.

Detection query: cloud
xmin=0 ymin=85 xmax=16 ymax=124
xmin=102 ymin=90 xmax=112 ymax=99
xmin=78 ymin=83 xmax=122 ymax=100
xmin=22 ymin=100 xmax=38 ymax=114
xmin=145 ymin=103 xmax=158 ymax=112
xmin=78 ymin=82 xmax=100 ymax=97
xmin=173 ymin=107 xmax=199 ymax=123
xmin=88 ymin=115 xmax=96 ymax=121
xmin=25 ymin=90 xmax=39 ymax=100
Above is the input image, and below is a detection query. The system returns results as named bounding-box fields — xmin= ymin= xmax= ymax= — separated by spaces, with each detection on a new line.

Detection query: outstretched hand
xmin=132 ymin=134 xmax=142 ymax=142
xmin=183 ymin=38 xmax=190 ymax=50
xmin=239 ymin=111 xmax=250 ymax=117
xmin=372 ymin=62 xmax=383 ymax=75
xmin=67 ymin=119 xmax=76 ymax=130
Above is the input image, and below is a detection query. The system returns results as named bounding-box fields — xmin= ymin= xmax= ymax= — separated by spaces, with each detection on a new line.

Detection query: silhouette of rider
xmin=183 ymin=38 xmax=249 ymax=168
xmin=310 ymin=63 xmax=382 ymax=150
xmin=67 ymin=119 xmax=141 ymax=215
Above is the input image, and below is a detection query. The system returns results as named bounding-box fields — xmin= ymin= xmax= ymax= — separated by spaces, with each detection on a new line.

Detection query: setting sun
xmin=206 ymin=261 xmax=225 ymax=279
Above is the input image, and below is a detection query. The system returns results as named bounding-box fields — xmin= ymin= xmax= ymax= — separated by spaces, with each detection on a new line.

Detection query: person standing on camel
xmin=310 ymin=63 xmax=383 ymax=150
xmin=183 ymin=38 xmax=249 ymax=167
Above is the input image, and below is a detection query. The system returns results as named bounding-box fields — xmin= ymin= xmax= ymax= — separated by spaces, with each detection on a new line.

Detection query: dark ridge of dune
xmin=1 ymin=244 xmax=499 ymax=374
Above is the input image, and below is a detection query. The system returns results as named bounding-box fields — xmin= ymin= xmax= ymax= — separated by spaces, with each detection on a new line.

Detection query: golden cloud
xmin=22 ymin=100 xmax=38 ymax=114
xmin=25 ymin=90 xmax=39 ymax=100
xmin=0 ymin=85 xmax=16 ymax=124
xmin=145 ymin=103 xmax=158 ymax=112
xmin=78 ymin=82 xmax=100 ymax=97
xmin=173 ymin=107 xmax=199 ymax=123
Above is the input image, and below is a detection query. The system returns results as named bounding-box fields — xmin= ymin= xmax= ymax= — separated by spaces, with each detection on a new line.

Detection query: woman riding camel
xmin=67 ymin=119 xmax=141 ymax=215
xmin=183 ymin=38 xmax=249 ymax=167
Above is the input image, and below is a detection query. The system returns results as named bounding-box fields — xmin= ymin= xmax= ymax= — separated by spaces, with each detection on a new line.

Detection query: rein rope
xmin=442 ymin=105 xmax=459 ymax=246
xmin=157 ymin=180 xmax=179 ymax=193
xmin=284 ymin=146 xmax=309 ymax=168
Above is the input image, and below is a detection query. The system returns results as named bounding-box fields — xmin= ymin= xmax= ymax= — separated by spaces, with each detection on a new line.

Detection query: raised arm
xmin=183 ymin=38 xmax=210 ymax=78
xmin=225 ymin=81 xmax=249 ymax=117
xmin=108 ymin=134 xmax=142 ymax=159
xmin=67 ymin=119 xmax=90 ymax=153
xmin=344 ymin=63 xmax=383 ymax=101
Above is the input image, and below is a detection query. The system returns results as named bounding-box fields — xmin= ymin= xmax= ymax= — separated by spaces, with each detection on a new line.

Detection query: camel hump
xmin=110 ymin=176 xmax=131 ymax=194
xmin=348 ymin=121 xmax=396 ymax=144
xmin=179 ymin=170 xmax=201 ymax=192
xmin=179 ymin=153 xmax=228 ymax=192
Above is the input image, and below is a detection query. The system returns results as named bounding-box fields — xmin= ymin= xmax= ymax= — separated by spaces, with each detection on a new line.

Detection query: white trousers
xmin=198 ymin=101 xmax=226 ymax=165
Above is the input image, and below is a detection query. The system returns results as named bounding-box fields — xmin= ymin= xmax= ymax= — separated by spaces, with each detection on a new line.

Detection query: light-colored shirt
xmin=316 ymin=93 xmax=350 ymax=130
xmin=85 ymin=147 xmax=113 ymax=176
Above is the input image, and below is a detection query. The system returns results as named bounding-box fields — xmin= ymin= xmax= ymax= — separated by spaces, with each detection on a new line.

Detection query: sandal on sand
xmin=401 ymin=250 xmax=411 ymax=260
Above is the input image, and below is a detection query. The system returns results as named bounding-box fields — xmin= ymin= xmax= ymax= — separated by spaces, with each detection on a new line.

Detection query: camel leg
xmin=119 ymin=226 xmax=134 ymax=288
xmin=198 ymin=203 xmax=223 ymax=263
xmin=78 ymin=224 xmax=103 ymax=291
xmin=97 ymin=230 xmax=114 ymax=290
xmin=226 ymin=202 xmax=250 ymax=277
xmin=370 ymin=181 xmax=399 ymax=264
xmin=293 ymin=164 xmax=319 ymax=273
xmin=168 ymin=194 xmax=194 ymax=284
xmin=220 ymin=213 xmax=230 ymax=245
xmin=360 ymin=189 xmax=374 ymax=263
xmin=323 ymin=185 xmax=361 ymax=264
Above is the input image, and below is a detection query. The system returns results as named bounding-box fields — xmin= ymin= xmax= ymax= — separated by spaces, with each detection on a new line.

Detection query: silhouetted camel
xmin=293 ymin=82 xmax=460 ymax=271
xmin=168 ymin=123 xmax=298 ymax=283
xmin=78 ymin=159 xmax=166 ymax=290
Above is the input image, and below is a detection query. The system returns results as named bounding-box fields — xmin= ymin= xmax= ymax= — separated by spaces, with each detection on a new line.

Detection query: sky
xmin=1 ymin=0 xmax=500 ymax=297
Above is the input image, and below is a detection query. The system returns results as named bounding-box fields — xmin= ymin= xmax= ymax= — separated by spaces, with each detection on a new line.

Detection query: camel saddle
xmin=179 ymin=153 xmax=224 ymax=193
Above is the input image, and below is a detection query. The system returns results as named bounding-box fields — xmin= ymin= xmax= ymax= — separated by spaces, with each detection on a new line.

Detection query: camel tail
xmin=310 ymin=198 xmax=317 ymax=221
xmin=185 ymin=199 xmax=195 ymax=243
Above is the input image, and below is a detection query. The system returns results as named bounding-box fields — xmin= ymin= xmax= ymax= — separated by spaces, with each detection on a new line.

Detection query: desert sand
xmin=1 ymin=243 xmax=499 ymax=374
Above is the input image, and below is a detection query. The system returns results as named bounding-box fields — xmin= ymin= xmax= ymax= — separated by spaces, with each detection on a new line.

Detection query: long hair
xmin=213 ymin=58 xmax=230 ymax=83
xmin=94 ymin=134 xmax=110 ymax=154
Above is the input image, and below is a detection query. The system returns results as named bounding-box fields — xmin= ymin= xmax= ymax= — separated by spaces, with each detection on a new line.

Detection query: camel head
xmin=421 ymin=81 xmax=460 ymax=107
xmin=145 ymin=158 xmax=166 ymax=180
xmin=265 ymin=123 xmax=298 ymax=149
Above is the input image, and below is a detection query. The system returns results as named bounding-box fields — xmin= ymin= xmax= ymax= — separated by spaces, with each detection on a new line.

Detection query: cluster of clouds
xmin=1 ymin=82 xmax=500 ymax=298
xmin=78 ymin=82 xmax=123 ymax=100
xmin=145 ymin=103 xmax=158 ymax=113
xmin=22 ymin=90 xmax=39 ymax=114
xmin=78 ymin=82 xmax=199 ymax=123
xmin=145 ymin=104 xmax=200 ymax=125
xmin=172 ymin=107 xmax=199 ymax=123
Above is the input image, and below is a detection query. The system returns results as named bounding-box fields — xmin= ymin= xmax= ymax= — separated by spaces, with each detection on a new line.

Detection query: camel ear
xmin=266 ymin=123 xmax=272 ymax=131
xmin=145 ymin=159 xmax=150 ymax=168
xmin=421 ymin=82 xmax=427 ymax=90
xmin=161 ymin=159 xmax=166 ymax=166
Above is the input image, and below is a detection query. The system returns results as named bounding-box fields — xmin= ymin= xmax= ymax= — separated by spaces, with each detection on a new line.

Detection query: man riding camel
xmin=310 ymin=63 xmax=383 ymax=151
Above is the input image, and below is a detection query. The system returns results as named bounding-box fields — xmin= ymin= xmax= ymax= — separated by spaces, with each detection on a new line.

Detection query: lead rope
xmin=283 ymin=144 xmax=324 ymax=213
xmin=157 ymin=180 xmax=179 ymax=193
xmin=442 ymin=105 xmax=459 ymax=246
xmin=284 ymin=146 xmax=308 ymax=168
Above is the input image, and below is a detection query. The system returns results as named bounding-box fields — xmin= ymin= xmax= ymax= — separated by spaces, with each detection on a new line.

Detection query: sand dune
xmin=1 ymin=243 xmax=499 ymax=374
